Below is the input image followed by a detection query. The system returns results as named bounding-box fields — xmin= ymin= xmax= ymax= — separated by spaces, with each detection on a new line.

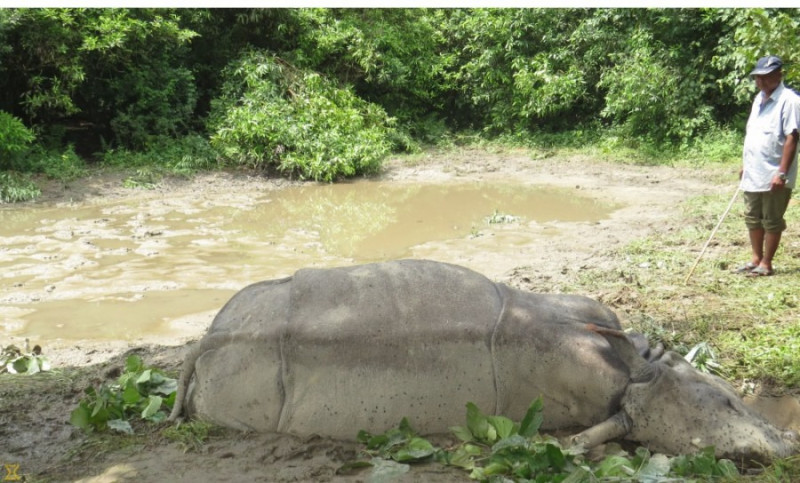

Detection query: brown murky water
xmin=0 ymin=180 xmax=614 ymax=342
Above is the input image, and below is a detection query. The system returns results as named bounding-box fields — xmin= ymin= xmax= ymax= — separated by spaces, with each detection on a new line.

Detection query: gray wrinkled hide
xmin=180 ymin=259 xmax=627 ymax=438
xmin=172 ymin=259 xmax=797 ymax=464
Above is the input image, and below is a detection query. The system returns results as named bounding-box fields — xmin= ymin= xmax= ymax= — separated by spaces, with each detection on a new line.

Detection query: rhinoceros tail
xmin=167 ymin=340 xmax=206 ymax=422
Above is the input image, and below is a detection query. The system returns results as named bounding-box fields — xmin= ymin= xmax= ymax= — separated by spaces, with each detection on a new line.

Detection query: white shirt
xmin=741 ymin=82 xmax=800 ymax=192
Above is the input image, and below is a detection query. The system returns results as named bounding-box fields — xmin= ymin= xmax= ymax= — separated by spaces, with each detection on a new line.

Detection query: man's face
xmin=754 ymin=69 xmax=782 ymax=96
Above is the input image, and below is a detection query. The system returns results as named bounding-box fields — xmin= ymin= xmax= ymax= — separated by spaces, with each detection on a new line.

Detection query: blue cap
xmin=750 ymin=56 xmax=783 ymax=76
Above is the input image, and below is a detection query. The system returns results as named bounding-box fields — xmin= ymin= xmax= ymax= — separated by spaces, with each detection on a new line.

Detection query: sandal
xmin=733 ymin=263 xmax=758 ymax=273
xmin=747 ymin=266 xmax=774 ymax=277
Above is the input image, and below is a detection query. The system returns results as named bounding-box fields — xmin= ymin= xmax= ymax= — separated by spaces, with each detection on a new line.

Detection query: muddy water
xmin=0 ymin=180 xmax=613 ymax=342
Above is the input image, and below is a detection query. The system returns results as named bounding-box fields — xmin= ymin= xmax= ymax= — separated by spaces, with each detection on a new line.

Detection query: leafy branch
xmin=70 ymin=354 xmax=177 ymax=435
xmin=346 ymin=397 xmax=739 ymax=481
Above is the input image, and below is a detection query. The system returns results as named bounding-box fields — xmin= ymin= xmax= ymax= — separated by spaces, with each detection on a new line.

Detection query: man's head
xmin=751 ymin=55 xmax=783 ymax=96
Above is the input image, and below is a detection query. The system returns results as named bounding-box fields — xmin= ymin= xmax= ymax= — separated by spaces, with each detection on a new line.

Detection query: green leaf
xmin=38 ymin=356 xmax=51 ymax=372
xmin=107 ymin=419 xmax=134 ymax=434
xmin=125 ymin=354 xmax=143 ymax=373
xmin=90 ymin=396 xmax=107 ymax=418
xmin=151 ymin=377 xmax=178 ymax=396
xmin=141 ymin=395 xmax=163 ymax=419
xmin=148 ymin=410 xmax=167 ymax=423
xmin=450 ymin=425 xmax=474 ymax=443
xmin=639 ymin=453 xmax=670 ymax=478
xmin=366 ymin=433 xmax=389 ymax=450
xmin=519 ymin=397 xmax=544 ymax=437
xmin=492 ymin=434 xmax=527 ymax=453
xmin=716 ymin=459 xmax=739 ymax=477
xmin=487 ymin=415 xmax=515 ymax=439
xmin=397 ymin=417 xmax=416 ymax=436
xmin=545 ymin=443 xmax=567 ymax=471
xmin=148 ymin=371 xmax=166 ymax=385
xmin=69 ymin=404 xmax=92 ymax=431
xmin=482 ymin=461 xmax=510 ymax=476
xmin=393 ymin=437 xmax=435 ymax=462
xmin=122 ymin=384 xmax=142 ymax=405
xmin=444 ymin=443 xmax=481 ymax=469
xmin=465 ymin=402 xmax=490 ymax=441
xmin=562 ymin=467 xmax=592 ymax=483
xmin=356 ymin=429 xmax=372 ymax=444
xmin=136 ymin=368 xmax=152 ymax=385
xmin=595 ymin=454 xmax=635 ymax=477
xmin=11 ymin=356 xmax=30 ymax=374
xmin=369 ymin=458 xmax=410 ymax=482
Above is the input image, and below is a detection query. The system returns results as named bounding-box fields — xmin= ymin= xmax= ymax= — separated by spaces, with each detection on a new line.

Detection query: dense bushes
xmin=0 ymin=110 xmax=34 ymax=163
xmin=209 ymin=51 xmax=394 ymax=181
xmin=1 ymin=8 xmax=799 ymax=196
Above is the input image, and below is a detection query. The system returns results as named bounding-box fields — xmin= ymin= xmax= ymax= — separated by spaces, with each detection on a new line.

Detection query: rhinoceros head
xmin=590 ymin=325 xmax=798 ymax=465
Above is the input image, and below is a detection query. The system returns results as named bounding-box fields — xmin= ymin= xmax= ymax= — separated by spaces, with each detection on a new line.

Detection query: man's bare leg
xmin=748 ymin=227 xmax=765 ymax=267
xmin=760 ymin=230 xmax=782 ymax=272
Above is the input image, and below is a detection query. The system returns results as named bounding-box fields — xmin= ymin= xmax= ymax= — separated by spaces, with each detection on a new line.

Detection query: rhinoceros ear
xmin=586 ymin=324 xmax=656 ymax=383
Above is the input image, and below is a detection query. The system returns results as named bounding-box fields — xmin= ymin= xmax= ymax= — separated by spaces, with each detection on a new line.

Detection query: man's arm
xmin=773 ymin=129 xmax=799 ymax=190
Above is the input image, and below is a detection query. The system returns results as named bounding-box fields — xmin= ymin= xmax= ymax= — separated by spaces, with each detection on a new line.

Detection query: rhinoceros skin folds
xmin=169 ymin=259 xmax=798 ymax=465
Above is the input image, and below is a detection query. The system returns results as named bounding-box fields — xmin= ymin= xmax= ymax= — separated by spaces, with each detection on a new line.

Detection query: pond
xmin=0 ymin=179 xmax=615 ymax=342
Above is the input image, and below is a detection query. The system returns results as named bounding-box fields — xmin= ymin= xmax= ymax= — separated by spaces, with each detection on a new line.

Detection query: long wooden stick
xmin=684 ymin=188 xmax=740 ymax=285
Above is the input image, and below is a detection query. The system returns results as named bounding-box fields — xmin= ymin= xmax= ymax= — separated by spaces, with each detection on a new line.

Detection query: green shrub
xmin=0 ymin=111 xmax=35 ymax=169
xmin=0 ymin=172 xmax=41 ymax=203
xmin=103 ymin=135 xmax=218 ymax=174
xmin=70 ymin=354 xmax=177 ymax=434
xmin=22 ymin=145 xmax=87 ymax=182
xmin=208 ymin=50 xmax=395 ymax=181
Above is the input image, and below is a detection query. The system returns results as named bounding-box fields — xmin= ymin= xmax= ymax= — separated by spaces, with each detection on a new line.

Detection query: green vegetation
xmin=348 ymin=398 xmax=740 ymax=481
xmin=161 ymin=420 xmax=220 ymax=453
xmin=208 ymin=51 xmax=394 ymax=180
xmin=70 ymin=354 xmax=177 ymax=434
xmin=1 ymin=8 xmax=798 ymax=197
xmin=555 ymin=180 xmax=800 ymax=391
xmin=1 ymin=343 xmax=50 ymax=374
xmin=0 ymin=171 xmax=41 ymax=202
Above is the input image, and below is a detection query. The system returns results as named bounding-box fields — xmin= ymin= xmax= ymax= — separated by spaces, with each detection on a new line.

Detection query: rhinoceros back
xmin=279 ymin=259 xmax=503 ymax=438
xmin=185 ymin=259 xmax=626 ymax=439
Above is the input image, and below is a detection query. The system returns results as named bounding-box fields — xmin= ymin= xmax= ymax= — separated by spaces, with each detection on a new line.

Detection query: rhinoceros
xmin=169 ymin=259 xmax=797 ymax=464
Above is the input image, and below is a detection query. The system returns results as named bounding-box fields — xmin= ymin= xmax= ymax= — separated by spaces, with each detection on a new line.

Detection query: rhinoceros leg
xmin=570 ymin=411 xmax=632 ymax=448
xmin=169 ymin=277 xmax=292 ymax=430
xmin=167 ymin=332 xmax=266 ymax=421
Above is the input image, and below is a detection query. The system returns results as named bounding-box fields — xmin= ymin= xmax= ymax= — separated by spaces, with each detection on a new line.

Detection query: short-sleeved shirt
xmin=740 ymin=82 xmax=800 ymax=192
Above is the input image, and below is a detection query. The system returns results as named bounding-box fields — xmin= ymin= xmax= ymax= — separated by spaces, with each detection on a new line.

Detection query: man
xmin=738 ymin=55 xmax=800 ymax=276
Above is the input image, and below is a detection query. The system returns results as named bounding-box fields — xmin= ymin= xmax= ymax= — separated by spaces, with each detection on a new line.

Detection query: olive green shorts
xmin=743 ymin=189 xmax=792 ymax=233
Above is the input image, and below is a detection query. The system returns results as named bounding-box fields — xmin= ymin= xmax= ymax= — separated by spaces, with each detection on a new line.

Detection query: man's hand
xmin=771 ymin=174 xmax=787 ymax=191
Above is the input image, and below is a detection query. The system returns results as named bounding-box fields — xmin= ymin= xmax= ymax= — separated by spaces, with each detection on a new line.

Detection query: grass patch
xmin=161 ymin=420 xmax=220 ymax=452
xmin=101 ymin=135 xmax=220 ymax=189
xmin=559 ymin=172 xmax=800 ymax=390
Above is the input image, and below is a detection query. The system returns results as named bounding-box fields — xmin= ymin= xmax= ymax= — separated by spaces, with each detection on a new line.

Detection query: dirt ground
xmin=0 ymin=150 xmax=769 ymax=482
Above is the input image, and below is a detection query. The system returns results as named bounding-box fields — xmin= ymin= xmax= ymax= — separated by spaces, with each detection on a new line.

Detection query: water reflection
xmin=234 ymin=181 xmax=613 ymax=260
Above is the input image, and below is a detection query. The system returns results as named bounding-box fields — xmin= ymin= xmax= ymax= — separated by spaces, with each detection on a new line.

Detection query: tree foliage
xmin=1 ymin=7 xmax=799 ymax=190
xmin=208 ymin=50 xmax=394 ymax=181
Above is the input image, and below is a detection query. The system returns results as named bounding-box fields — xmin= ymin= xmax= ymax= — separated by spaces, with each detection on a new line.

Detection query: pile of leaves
xmin=348 ymin=398 xmax=739 ymax=482
xmin=70 ymin=354 xmax=177 ymax=435
xmin=1 ymin=342 xmax=50 ymax=374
